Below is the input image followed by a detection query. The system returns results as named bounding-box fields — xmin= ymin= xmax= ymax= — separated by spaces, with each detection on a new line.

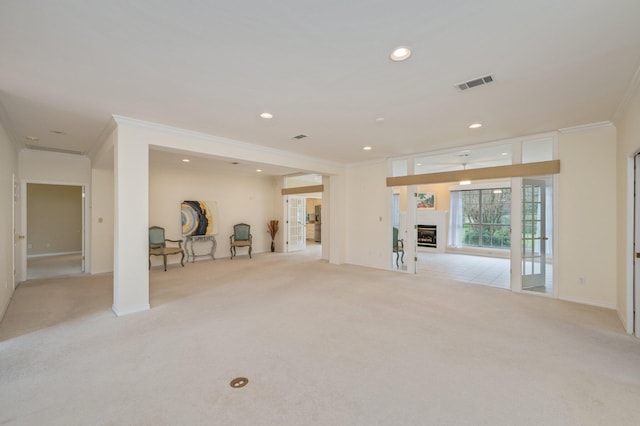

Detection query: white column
xmin=112 ymin=129 xmax=149 ymax=315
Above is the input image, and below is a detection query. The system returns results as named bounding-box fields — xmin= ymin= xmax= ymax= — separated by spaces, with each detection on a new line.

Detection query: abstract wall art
xmin=181 ymin=200 xmax=219 ymax=236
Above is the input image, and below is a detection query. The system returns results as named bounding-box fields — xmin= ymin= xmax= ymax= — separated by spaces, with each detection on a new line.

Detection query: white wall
xmin=90 ymin=168 xmax=114 ymax=274
xmin=557 ymin=125 xmax=617 ymax=308
xmin=0 ymin=122 xmax=18 ymax=320
xmin=342 ymin=127 xmax=619 ymax=309
xmin=345 ymin=161 xmax=389 ymax=268
xmin=19 ymin=150 xmax=91 ymax=183
xmin=615 ymin=85 xmax=640 ymax=332
xmin=149 ymin=166 xmax=280 ymax=266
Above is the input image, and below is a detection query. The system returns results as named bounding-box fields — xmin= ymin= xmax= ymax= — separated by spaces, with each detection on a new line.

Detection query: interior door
xmin=522 ymin=179 xmax=546 ymax=289
xmin=287 ymin=196 xmax=306 ymax=252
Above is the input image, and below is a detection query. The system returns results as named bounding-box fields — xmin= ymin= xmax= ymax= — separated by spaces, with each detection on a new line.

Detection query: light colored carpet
xmin=1 ymin=251 xmax=640 ymax=425
xmin=26 ymin=253 xmax=83 ymax=280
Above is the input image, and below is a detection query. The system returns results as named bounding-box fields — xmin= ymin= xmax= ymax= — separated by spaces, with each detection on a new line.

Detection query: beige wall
xmin=345 ymin=161 xmax=389 ymax=268
xmin=148 ymin=166 xmax=281 ymax=268
xmin=90 ymin=164 xmax=283 ymax=272
xmin=27 ymin=184 xmax=83 ymax=256
xmin=0 ymin=122 xmax=18 ymax=320
xmin=90 ymin=169 xmax=114 ymax=274
xmin=557 ymin=125 xmax=617 ymax=308
xmin=417 ymin=183 xmax=451 ymax=213
xmin=615 ymin=85 xmax=640 ymax=332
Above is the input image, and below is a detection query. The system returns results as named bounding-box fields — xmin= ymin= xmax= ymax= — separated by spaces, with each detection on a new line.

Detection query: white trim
xmin=19 ymin=148 xmax=90 ymax=161
xmin=113 ymin=115 xmax=343 ymax=170
xmin=27 ymin=251 xmax=82 ymax=259
xmin=552 ymin=172 xmax=559 ymax=299
xmin=558 ymin=121 xmax=613 ymax=134
xmin=87 ymin=117 xmax=118 ymax=161
xmin=631 ymin=155 xmax=638 ymax=336
xmin=387 ymin=131 xmax=558 ymax=162
xmin=612 ymin=59 xmax=640 ymax=123
xmin=21 ymin=179 xmax=89 ymax=279
xmin=558 ymin=296 xmax=616 ymax=311
xmin=112 ymin=304 xmax=150 ymax=317
xmin=449 ymin=180 xmax=511 ymax=192
xmin=446 ymin=247 xmax=510 ymax=259
xmin=0 ymin=97 xmax=22 ymax=151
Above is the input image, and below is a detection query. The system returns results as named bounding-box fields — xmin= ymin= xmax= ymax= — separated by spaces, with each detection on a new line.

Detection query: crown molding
xmin=558 ymin=121 xmax=614 ymax=134
xmin=87 ymin=116 xmax=118 ymax=162
xmin=112 ymin=115 xmax=345 ymax=173
xmin=0 ymin=96 xmax=23 ymax=152
xmin=612 ymin=58 xmax=640 ymax=123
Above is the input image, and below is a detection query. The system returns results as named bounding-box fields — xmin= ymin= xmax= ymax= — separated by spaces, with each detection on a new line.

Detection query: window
xmin=450 ymin=188 xmax=511 ymax=249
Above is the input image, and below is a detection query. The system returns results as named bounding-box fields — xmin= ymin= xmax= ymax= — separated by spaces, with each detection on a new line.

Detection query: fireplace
xmin=417 ymin=225 xmax=437 ymax=248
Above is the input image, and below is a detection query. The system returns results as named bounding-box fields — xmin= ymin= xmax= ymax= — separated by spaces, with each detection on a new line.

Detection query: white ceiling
xmin=1 ymin=1 xmax=639 ymax=173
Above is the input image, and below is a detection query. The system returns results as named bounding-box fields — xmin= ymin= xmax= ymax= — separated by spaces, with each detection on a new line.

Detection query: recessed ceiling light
xmin=260 ymin=112 xmax=273 ymax=119
xmin=182 ymin=158 xmax=190 ymax=163
xmin=460 ymin=180 xmax=472 ymax=185
xmin=363 ymin=146 xmax=373 ymax=151
xmin=469 ymin=123 xmax=483 ymax=129
xmin=256 ymin=169 xmax=262 ymax=172
xmin=390 ymin=46 xmax=412 ymax=62
xmin=24 ymin=136 xmax=39 ymax=142
xmin=416 ymin=163 xmax=422 ymax=166
xmin=501 ymin=152 xmax=509 ymax=156
xmin=375 ymin=117 xmax=385 ymax=123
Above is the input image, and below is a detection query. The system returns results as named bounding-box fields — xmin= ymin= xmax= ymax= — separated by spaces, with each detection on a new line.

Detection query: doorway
xmin=286 ymin=193 xmax=323 ymax=254
xmin=25 ymin=183 xmax=85 ymax=279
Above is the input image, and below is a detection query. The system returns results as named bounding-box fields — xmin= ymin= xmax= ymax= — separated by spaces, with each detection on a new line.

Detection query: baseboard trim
xmin=112 ymin=304 xmax=150 ymax=317
xmin=558 ymin=296 xmax=616 ymax=310
xmin=27 ymin=251 xmax=82 ymax=259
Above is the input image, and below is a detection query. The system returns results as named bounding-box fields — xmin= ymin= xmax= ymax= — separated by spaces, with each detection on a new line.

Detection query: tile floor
xmin=417 ymin=252 xmax=511 ymax=289
xmin=395 ymin=250 xmax=554 ymax=294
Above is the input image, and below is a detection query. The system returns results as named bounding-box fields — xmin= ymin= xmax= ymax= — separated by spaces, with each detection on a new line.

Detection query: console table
xmin=185 ymin=234 xmax=217 ymax=263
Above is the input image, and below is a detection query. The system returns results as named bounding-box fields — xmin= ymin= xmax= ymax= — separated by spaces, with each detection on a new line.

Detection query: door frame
xmin=521 ymin=178 xmax=547 ymax=289
xmin=19 ymin=179 xmax=88 ymax=280
xmin=285 ymin=195 xmax=306 ymax=252
xmin=631 ymin=154 xmax=639 ymax=336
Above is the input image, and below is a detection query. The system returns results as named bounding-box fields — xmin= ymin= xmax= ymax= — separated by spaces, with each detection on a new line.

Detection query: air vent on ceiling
xmin=26 ymin=144 xmax=84 ymax=155
xmin=292 ymin=134 xmax=308 ymax=140
xmin=455 ymin=74 xmax=495 ymax=91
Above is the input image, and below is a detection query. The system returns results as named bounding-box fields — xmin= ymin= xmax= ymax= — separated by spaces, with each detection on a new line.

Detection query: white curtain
xmin=449 ymin=191 xmax=463 ymax=247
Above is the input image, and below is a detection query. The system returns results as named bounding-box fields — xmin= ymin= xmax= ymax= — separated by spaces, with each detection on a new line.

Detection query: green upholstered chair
xmin=230 ymin=223 xmax=252 ymax=259
xmin=149 ymin=226 xmax=185 ymax=271
xmin=393 ymin=227 xmax=405 ymax=267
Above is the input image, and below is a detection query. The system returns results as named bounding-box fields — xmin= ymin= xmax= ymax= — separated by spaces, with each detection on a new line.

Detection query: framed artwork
xmin=417 ymin=192 xmax=436 ymax=209
xmin=181 ymin=200 xmax=219 ymax=236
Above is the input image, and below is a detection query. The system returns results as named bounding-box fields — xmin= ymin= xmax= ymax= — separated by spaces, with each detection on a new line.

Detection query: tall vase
xmin=271 ymin=240 xmax=275 ymax=252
